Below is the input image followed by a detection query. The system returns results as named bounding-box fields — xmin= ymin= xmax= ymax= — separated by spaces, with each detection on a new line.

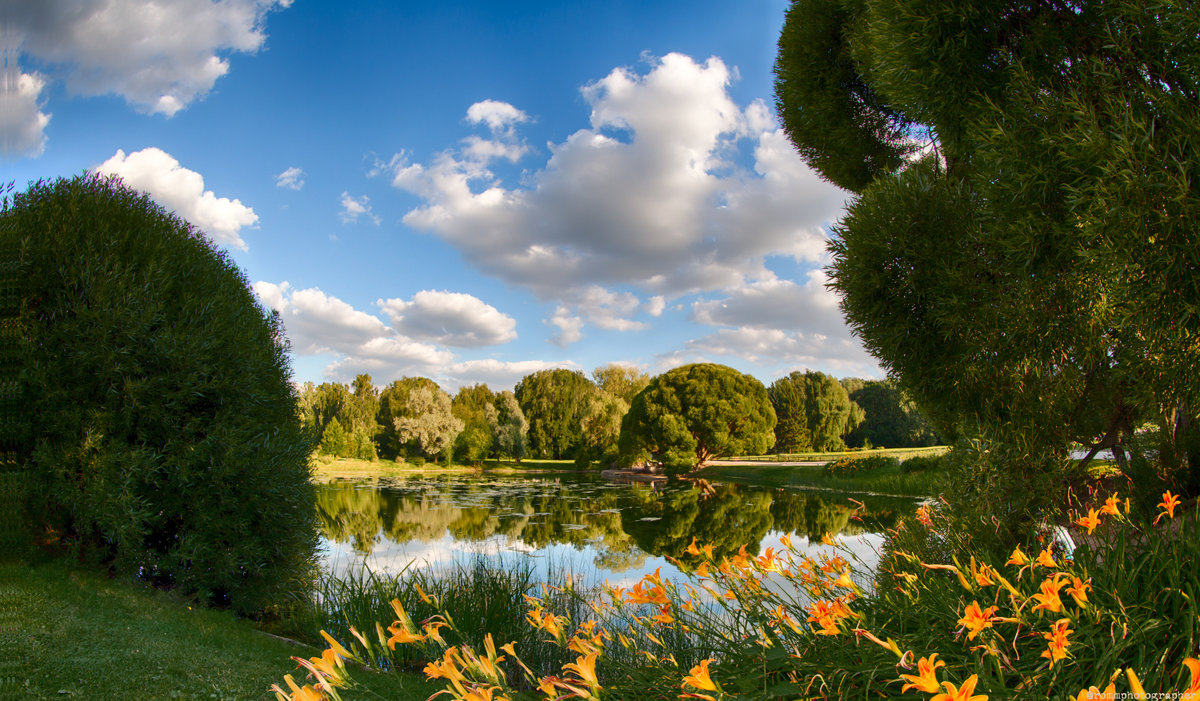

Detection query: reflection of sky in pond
xmin=317 ymin=475 xmax=911 ymax=590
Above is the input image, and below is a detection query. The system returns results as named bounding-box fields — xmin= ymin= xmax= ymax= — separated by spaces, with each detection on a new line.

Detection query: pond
xmin=316 ymin=473 xmax=919 ymax=590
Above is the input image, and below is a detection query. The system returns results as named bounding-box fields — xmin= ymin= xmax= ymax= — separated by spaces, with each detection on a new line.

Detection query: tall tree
xmin=619 ymin=363 xmax=776 ymax=471
xmin=776 ymin=0 xmax=1200 ymax=491
xmin=844 ymin=380 xmax=938 ymax=449
xmin=375 ymin=376 xmax=442 ymax=460
xmin=768 ymin=370 xmax=863 ymax=453
xmin=452 ymin=383 xmax=496 ymax=465
xmin=514 ymin=369 xmax=598 ymax=459
xmin=394 ymin=386 xmax=463 ymax=464
xmin=593 ymin=364 xmax=650 ymax=404
xmin=486 ymin=390 xmax=528 ymax=462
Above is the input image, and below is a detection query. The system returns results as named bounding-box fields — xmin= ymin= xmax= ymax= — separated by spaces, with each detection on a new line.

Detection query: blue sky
xmin=4 ymin=0 xmax=882 ymax=391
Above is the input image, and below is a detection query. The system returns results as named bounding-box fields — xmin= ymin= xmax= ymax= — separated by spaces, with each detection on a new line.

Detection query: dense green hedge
xmin=5 ymin=176 xmax=317 ymax=614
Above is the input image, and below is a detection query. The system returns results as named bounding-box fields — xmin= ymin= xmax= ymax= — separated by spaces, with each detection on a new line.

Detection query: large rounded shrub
xmin=6 ymin=176 xmax=316 ymax=614
xmin=619 ymin=363 xmax=776 ymax=471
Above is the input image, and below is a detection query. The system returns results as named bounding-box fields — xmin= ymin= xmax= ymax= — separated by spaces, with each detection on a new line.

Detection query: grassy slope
xmin=5 ymin=556 xmax=435 ymax=701
xmin=695 ymin=460 xmax=944 ymax=497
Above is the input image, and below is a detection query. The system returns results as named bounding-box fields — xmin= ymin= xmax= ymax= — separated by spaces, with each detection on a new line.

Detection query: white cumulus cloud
xmin=0 ymin=59 xmax=51 ymax=159
xmin=690 ymin=271 xmax=844 ymax=337
xmin=379 ymin=290 xmax=517 ymax=348
xmin=380 ymin=51 xmax=849 ymax=319
xmin=9 ymin=0 xmax=290 ymax=117
xmin=95 ymin=147 xmax=258 ymax=250
xmin=547 ymin=306 xmax=585 ymax=347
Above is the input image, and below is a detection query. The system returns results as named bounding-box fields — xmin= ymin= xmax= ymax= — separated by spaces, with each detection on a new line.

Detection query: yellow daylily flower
xmin=1066 ymin=576 xmax=1091 ymax=608
xmin=1035 ymin=548 xmax=1058 ymax=569
xmin=1126 ymin=668 xmax=1147 ymax=699
xmin=563 ymin=652 xmax=601 ymax=691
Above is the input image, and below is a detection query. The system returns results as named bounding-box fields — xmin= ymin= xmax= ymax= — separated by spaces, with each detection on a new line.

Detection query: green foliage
xmin=768 ymin=370 xmax=862 ymax=453
xmin=486 ymin=390 xmax=528 ymax=462
xmin=320 ymin=417 xmax=352 ymax=458
xmin=778 ymin=0 xmax=1200 ymax=494
xmin=515 ymin=369 xmax=599 ymax=459
xmin=844 ymin=379 xmax=939 ymax=448
xmin=375 ymin=377 xmax=442 ymax=460
xmin=619 ymin=363 xmax=776 ymax=471
xmin=452 ymin=384 xmax=496 ymax=465
xmin=8 ymin=176 xmax=316 ymax=614
xmin=394 ymin=386 xmax=463 ymax=463
xmin=592 ymin=363 xmax=650 ymax=404
xmin=823 ymin=454 xmax=899 ymax=476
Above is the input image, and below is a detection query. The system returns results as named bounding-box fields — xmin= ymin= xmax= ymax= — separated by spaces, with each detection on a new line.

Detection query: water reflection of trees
xmin=315 ymin=479 xmax=905 ymax=565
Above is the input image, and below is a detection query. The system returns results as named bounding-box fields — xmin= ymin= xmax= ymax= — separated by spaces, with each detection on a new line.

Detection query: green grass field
xmin=310 ymin=455 xmax=581 ymax=481
xmin=4 ymin=555 xmax=434 ymax=700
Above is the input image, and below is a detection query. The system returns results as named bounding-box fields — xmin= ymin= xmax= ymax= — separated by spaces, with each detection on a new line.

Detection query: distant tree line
xmin=301 ymin=363 xmax=936 ymax=469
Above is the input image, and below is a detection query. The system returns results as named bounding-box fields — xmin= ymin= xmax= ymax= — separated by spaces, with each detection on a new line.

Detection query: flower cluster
xmin=273 ymin=489 xmax=1196 ymax=700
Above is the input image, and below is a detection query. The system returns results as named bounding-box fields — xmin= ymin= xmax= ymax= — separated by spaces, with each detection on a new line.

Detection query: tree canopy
xmin=619 ymin=363 xmax=776 ymax=471
xmin=7 ymin=176 xmax=315 ymax=613
xmin=768 ymin=370 xmax=862 ymax=453
xmin=515 ymin=369 xmax=599 ymax=459
xmin=776 ymin=0 xmax=1200 ymax=490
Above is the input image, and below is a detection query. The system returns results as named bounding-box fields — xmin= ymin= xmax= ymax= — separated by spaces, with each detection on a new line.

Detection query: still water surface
xmin=316 ymin=474 xmax=917 ymax=587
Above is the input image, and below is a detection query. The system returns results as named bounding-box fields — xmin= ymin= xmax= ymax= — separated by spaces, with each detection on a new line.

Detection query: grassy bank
xmin=311 ymin=455 xmax=580 ymax=482
xmin=697 ymin=455 xmax=945 ymax=497
xmin=5 ymin=555 xmax=434 ymax=700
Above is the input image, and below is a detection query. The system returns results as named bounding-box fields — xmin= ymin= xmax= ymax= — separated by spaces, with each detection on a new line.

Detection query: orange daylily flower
xmin=271 ymin=674 xmax=327 ymax=701
xmin=563 ymin=652 xmax=601 ymax=691
xmin=916 ymin=505 xmax=934 ymax=527
xmin=1183 ymin=658 xmax=1200 ymax=701
xmin=685 ymin=538 xmax=702 ymax=556
xmin=682 ymin=658 xmax=719 ymax=692
xmin=1072 ymin=683 xmax=1116 ymax=701
xmin=1006 ymin=545 xmax=1030 ymax=568
xmin=900 ymin=653 xmax=945 ymax=693
xmin=1035 ymin=548 xmax=1058 ymax=569
xmin=1066 ymin=576 xmax=1091 ymax=608
xmin=1154 ymin=490 xmax=1182 ymax=525
xmin=931 ymin=674 xmax=988 ymax=701
xmin=958 ymin=601 xmax=998 ymax=640
xmin=1032 ymin=575 xmax=1067 ymax=614
xmin=1040 ymin=619 xmax=1073 ymax=668
xmin=1075 ymin=508 xmax=1101 ymax=535
xmin=1101 ymin=493 xmax=1121 ymax=517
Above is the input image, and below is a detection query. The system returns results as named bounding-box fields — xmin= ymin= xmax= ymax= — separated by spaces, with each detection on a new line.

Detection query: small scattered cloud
xmin=379 ymin=290 xmax=517 ymax=348
xmin=275 ymin=166 xmax=304 ymax=190
xmin=95 ymin=147 xmax=258 ymax=250
xmin=547 ymin=306 xmax=585 ymax=347
xmin=643 ymin=296 xmax=667 ymax=317
xmin=339 ymin=191 xmax=381 ymax=225
xmin=466 ymin=99 xmax=529 ymax=136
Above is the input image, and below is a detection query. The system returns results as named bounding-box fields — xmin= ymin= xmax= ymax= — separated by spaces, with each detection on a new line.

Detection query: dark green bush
xmin=6 ymin=176 xmax=317 ymax=614
xmin=823 ymin=454 xmax=899 ymax=476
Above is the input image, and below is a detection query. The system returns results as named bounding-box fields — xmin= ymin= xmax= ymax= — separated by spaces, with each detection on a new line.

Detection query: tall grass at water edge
xmin=274 ymin=489 xmax=1200 ymax=701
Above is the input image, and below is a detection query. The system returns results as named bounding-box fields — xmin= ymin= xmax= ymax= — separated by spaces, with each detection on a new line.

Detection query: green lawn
xmin=311 ymin=454 xmax=581 ymax=481
xmin=5 ymin=555 xmax=435 ymax=701
xmin=695 ymin=459 xmax=944 ymax=497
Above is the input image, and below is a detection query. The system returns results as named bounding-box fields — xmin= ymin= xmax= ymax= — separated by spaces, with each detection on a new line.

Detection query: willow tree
xmin=776 ymin=0 xmax=1200 ymax=492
